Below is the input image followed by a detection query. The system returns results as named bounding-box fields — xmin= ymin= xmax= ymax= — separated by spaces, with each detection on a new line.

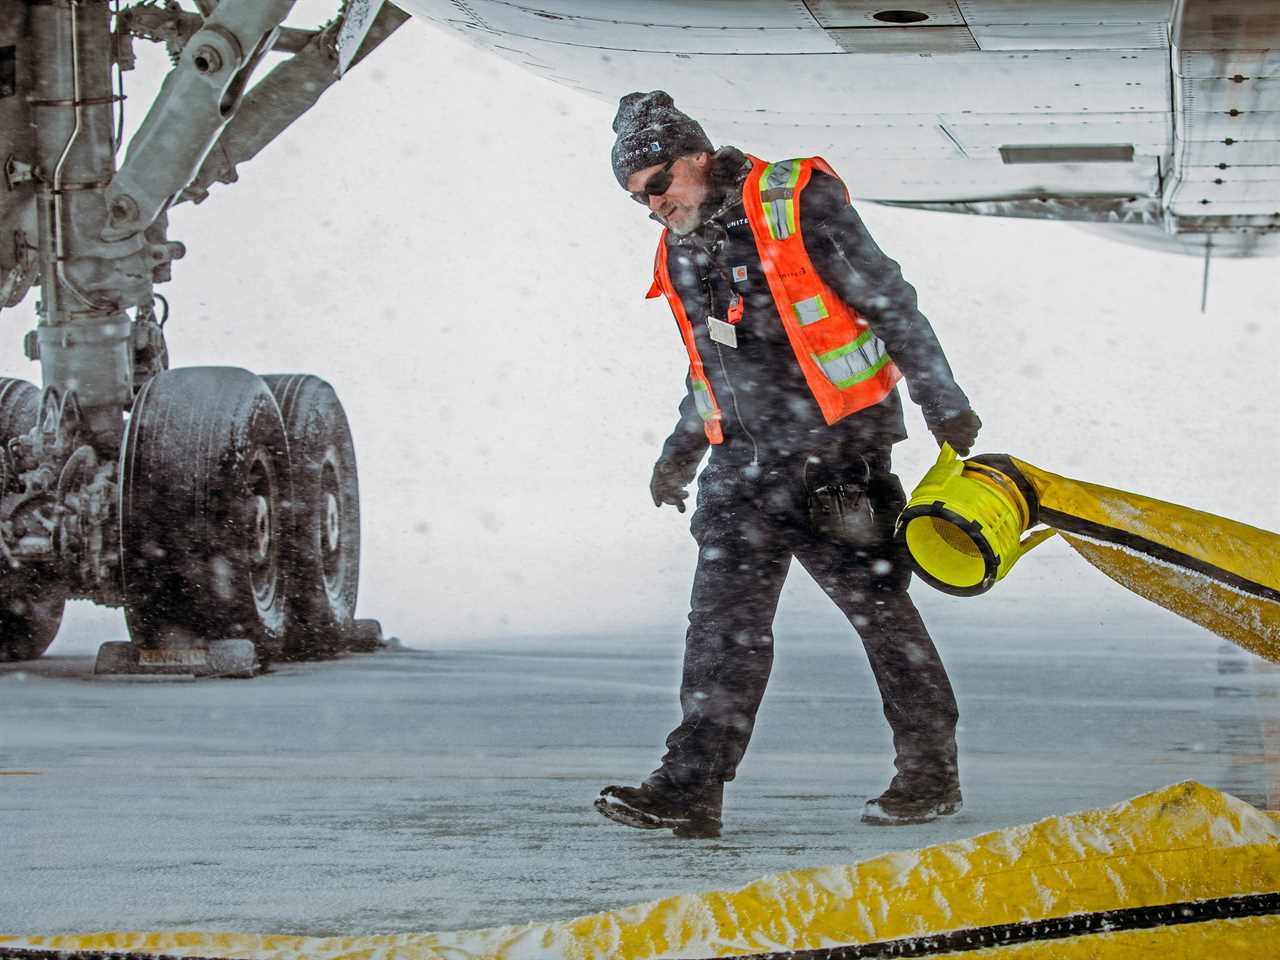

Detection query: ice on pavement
xmin=4 ymin=781 xmax=1278 ymax=959
xmin=1 ymin=598 xmax=1277 ymax=937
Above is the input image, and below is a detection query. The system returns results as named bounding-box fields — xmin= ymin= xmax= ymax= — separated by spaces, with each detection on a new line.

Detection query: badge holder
xmin=708 ymin=293 xmax=744 ymax=348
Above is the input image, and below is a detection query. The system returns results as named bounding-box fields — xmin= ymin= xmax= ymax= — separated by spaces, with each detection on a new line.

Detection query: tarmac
xmin=2 ymin=603 xmax=1277 ymax=938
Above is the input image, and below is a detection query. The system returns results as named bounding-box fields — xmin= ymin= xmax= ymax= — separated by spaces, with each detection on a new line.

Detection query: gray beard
xmin=667 ymin=216 xmax=699 ymax=236
xmin=671 ymin=185 xmax=737 ymax=237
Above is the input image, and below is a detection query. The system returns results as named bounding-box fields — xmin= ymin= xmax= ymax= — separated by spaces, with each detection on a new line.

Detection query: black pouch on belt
xmin=806 ymin=456 xmax=877 ymax=546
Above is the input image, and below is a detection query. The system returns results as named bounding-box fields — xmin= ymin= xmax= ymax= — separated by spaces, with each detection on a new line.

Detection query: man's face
xmin=626 ymin=153 xmax=711 ymax=235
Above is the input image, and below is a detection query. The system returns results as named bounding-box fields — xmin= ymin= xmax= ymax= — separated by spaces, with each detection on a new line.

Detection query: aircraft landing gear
xmin=0 ymin=0 xmax=397 ymax=676
xmin=0 ymin=378 xmax=66 ymax=663
xmin=107 ymin=366 xmax=376 ymax=676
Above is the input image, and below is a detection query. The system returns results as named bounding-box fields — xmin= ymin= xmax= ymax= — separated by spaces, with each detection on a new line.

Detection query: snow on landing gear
xmin=0 ymin=379 xmax=66 ymax=662
xmin=263 ymin=374 xmax=362 ymax=659
xmin=1 ymin=0 xmax=404 ymax=677
xmin=119 ymin=367 xmax=291 ymax=669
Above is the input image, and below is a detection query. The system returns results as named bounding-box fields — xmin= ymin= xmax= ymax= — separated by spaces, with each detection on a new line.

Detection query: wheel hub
xmin=254 ymin=494 xmax=272 ymax=563
xmin=246 ymin=454 xmax=279 ymax=614
xmin=324 ymin=492 xmax=340 ymax=553
xmin=319 ymin=458 xmax=346 ymax=599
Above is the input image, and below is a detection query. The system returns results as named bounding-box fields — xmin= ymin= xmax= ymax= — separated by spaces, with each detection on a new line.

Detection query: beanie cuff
xmin=610 ymin=91 xmax=713 ymax=187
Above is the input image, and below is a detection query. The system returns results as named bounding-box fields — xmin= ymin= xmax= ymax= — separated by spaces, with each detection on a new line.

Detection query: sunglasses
xmin=630 ymin=159 xmax=676 ymax=205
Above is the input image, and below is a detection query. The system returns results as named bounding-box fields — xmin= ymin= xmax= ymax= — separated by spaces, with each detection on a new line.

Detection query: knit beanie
xmin=610 ymin=91 xmax=714 ymax=188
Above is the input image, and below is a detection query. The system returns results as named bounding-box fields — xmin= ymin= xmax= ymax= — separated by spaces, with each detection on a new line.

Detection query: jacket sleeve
xmin=799 ymin=170 xmax=972 ymax=425
xmin=658 ymin=375 xmax=710 ymax=479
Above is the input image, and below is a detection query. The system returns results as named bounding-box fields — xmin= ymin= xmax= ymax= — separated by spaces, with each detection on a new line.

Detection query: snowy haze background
xmin=7 ymin=8 xmax=1277 ymax=653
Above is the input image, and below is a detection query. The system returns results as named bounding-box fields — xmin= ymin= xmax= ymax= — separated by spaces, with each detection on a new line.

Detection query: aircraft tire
xmin=120 ymin=367 xmax=291 ymax=660
xmin=262 ymin=374 xmax=360 ymax=659
xmin=0 ymin=377 xmax=65 ymax=662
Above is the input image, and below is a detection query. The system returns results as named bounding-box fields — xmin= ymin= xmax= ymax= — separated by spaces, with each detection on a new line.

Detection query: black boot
xmin=595 ymin=777 xmax=723 ymax=839
xmin=861 ymin=772 xmax=962 ymax=826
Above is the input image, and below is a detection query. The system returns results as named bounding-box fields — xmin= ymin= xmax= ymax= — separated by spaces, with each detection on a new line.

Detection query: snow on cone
xmin=2 ymin=782 xmax=1278 ymax=959
xmin=898 ymin=445 xmax=1280 ymax=663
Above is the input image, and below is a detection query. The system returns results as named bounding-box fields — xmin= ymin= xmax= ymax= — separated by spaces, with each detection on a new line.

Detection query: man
xmin=595 ymin=91 xmax=982 ymax=839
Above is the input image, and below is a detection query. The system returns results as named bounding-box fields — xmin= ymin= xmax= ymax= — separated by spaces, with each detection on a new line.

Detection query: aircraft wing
xmin=397 ymin=0 xmax=1280 ymax=257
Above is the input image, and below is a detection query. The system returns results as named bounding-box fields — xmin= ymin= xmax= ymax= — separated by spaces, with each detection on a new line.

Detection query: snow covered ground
xmin=2 ymin=603 xmax=1275 ymax=938
xmin=0 ymin=14 xmax=1276 ymax=943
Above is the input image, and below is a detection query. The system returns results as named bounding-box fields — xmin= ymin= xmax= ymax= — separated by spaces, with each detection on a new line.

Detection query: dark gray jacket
xmin=656 ymin=147 xmax=971 ymax=479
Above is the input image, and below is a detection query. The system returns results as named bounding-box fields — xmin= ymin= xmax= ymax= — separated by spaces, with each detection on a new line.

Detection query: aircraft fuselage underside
xmin=404 ymin=0 xmax=1280 ymax=257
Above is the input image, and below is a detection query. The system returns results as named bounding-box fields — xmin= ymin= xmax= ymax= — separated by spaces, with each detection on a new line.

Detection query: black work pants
xmin=655 ymin=452 xmax=959 ymax=792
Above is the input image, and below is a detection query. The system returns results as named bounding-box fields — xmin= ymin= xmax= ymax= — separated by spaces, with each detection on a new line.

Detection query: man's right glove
xmin=650 ymin=458 xmax=694 ymax=513
xmin=927 ymin=408 xmax=982 ymax=457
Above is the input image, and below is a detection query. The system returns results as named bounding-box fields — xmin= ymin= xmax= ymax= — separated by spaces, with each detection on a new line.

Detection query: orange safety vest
xmin=647 ymin=155 xmax=902 ymax=445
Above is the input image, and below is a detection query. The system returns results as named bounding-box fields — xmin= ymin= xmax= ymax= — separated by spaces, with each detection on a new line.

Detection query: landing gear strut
xmin=0 ymin=0 xmax=401 ymax=674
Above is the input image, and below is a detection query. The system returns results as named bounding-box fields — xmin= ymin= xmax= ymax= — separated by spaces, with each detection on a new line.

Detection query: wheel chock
xmin=93 ymin=640 xmax=141 ymax=676
xmin=347 ymin=618 xmax=385 ymax=651
xmin=206 ymin=639 xmax=257 ymax=678
xmin=93 ymin=638 xmax=258 ymax=679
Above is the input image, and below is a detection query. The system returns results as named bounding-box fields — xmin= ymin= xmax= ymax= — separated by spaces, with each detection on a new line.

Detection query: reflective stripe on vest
xmin=691 ymin=378 xmax=716 ymax=421
xmin=743 ymin=154 xmax=901 ymax=426
xmin=814 ymin=329 xmax=893 ymax=388
xmin=648 ymin=155 xmax=900 ymax=442
xmin=759 ymin=160 xmax=802 ymax=241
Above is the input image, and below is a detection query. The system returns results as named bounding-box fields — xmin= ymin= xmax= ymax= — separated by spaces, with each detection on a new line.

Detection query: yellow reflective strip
xmin=759 ymin=163 xmax=780 ymax=239
xmin=785 ymin=161 xmax=802 ymax=234
xmin=833 ymin=352 xmax=892 ymax=389
xmin=814 ymin=328 xmax=872 ymax=364
xmin=691 ymin=378 xmax=716 ymax=420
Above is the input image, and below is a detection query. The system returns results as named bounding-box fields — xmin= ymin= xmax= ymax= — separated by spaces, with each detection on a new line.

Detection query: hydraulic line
xmin=51 ymin=0 xmax=107 ymax=311
xmin=112 ymin=0 xmax=125 ymax=154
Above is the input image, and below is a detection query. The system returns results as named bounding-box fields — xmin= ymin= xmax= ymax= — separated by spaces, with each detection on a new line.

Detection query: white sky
xmin=8 ymin=8 xmax=1277 ymax=652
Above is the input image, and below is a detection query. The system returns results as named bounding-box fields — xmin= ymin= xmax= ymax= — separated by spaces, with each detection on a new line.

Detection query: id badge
xmin=708 ymin=316 xmax=738 ymax=348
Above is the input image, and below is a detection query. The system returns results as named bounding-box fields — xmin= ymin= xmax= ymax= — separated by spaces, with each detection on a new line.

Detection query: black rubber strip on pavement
xmin=2 ymin=893 xmax=1278 ymax=960
xmin=715 ymin=891 xmax=1280 ymax=959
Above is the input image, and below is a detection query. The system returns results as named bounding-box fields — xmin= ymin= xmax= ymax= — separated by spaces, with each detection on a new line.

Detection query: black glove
xmin=650 ymin=458 xmax=694 ymax=513
xmin=927 ymin=408 xmax=982 ymax=457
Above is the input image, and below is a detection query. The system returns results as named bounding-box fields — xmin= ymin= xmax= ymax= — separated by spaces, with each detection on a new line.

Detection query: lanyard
xmin=686 ymin=223 xmax=745 ymax=326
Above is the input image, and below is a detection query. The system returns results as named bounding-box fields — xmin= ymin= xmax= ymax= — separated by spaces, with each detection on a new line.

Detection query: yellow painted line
xmin=0 ymin=771 xmax=42 ymax=776
xmin=3 ymin=782 xmax=1278 ymax=960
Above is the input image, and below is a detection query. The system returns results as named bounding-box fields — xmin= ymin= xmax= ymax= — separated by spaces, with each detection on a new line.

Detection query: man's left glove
xmin=650 ymin=458 xmax=696 ymax=513
xmin=927 ymin=408 xmax=982 ymax=457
